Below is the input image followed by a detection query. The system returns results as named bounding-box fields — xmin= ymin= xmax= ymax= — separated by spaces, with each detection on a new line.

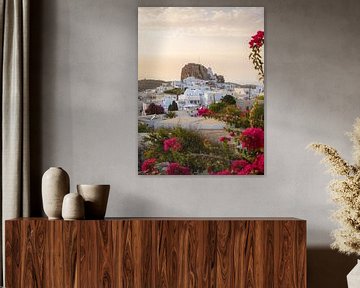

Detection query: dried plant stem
xmin=308 ymin=120 xmax=360 ymax=256
xmin=308 ymin=143 xmax=357 ymax=176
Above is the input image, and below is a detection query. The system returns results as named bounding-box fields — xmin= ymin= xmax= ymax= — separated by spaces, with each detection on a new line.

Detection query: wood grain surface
xmin=5 ymin=218 xmax=306 ymax=287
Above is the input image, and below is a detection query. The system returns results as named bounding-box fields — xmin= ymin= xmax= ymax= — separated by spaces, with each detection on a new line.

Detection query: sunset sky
xmin=138 ymin=7 xmax=264 ymax=84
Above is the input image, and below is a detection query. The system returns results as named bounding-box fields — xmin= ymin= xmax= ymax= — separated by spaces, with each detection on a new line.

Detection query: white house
xmin=203 ymin=91 xmax=225 ymax=106
xmin=234 ymin=85 xmax=264 ymax=99
xmin=171 ymin=81 xmax=185 ymax=89
xmin=236 ymin=97 xmax=255 ymax=111
xmin=162 ymin=95 xmax=178 ymax=111
xmin=183 ymin=76 xmax=208 ymax=87
xmin=178 ymin=94 xmax=202 ymax=106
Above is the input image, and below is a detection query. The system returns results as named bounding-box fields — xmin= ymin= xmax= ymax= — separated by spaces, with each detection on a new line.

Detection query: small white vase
xmin=62 ymin=192 xmax=85 ymax=220
xmin=77 ymin=184 xmax=110 ymax=219
xmin=347 ymin=259 xmax=360 ymax=288
xmin=42 ymin=167 xmax=70 ymax=219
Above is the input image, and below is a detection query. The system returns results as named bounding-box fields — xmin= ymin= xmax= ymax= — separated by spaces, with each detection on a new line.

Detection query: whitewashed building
xmin=162 ymin=95 xmax=178 ymax=111
xmin=171 ymin=81 xmax=185 ymax=89
xmin=234 ymin=85 xmax=264 ymax=99
xmin=236 ymin=98 xmax=255 ymax=111
xmin=183 ymin=76 xmax=208 ymax=87
xmin=203 ymin=91 xmax=225 ymax=106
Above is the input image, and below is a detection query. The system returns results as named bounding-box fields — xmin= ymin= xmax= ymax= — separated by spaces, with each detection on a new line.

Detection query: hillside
xmin=138 ymin=79 xmax=167 ymax=92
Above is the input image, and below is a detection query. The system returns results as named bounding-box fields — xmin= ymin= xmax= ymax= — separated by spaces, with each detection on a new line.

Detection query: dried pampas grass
xmin=308 ymin=118 xmax=360 ymax=256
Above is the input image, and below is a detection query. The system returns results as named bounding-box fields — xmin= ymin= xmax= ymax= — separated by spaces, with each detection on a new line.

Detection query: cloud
xmin=138 ymin=7 xmax=264 ymax=83
xmin=138 ymin=7 xmax=264 ymax=38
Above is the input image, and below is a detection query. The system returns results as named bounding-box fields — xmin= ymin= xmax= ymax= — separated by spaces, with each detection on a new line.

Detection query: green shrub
xmin=166 ymin=111 xmax=177 ymax=119
xmin=249 ymin=100 xmax=264 ymax=128
xmin=143 ymin=127 xmax=237 ymax=174
xmin=164 ymin=88 xmax=184 ymax=95
xmin=138 ymin=122 xmax=153 ymax=133
xmin=208 ymin=105 xmax=250 ymax=129
xmin=209 ymin=102 xmax=226 ymax=113
xmin=221 ymin=95 xmax=236 ymax=105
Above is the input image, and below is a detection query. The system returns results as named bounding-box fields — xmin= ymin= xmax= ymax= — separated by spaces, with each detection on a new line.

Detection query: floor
xmin=308 ymin=248 xmax=357 ymax=288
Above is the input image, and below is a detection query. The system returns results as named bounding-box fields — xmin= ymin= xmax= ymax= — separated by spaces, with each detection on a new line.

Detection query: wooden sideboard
xmin=5 ymin=218 xmax=306 ymax=287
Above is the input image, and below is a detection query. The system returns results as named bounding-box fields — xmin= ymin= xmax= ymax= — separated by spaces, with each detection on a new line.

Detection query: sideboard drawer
xmin=5 ymin=218 xmax=306 ymax=287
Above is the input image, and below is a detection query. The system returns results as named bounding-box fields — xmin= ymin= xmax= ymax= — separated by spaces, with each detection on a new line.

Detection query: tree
xmin=168 ymin=100 xmax=178 ymax=112
xmin=145 ymin=103 xmax=164 ymax=115
xmin=221 ymin=95 xmax=236 ymax=106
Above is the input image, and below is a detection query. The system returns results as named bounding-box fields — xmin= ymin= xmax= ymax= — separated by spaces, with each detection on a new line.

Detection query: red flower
xmin=237 ymin=164 xmax=254 ymax=175
xmin=231 ymin=160 xmax=249 ymax=173
xmin=256 ymin=31 xmax=264 ymax=38
xmin=141 ymin=158 xmax=157 ymax=172
xmin=163 ymin=137 xmax=182 ymax=152
xmin=229 ymin=131 xmax=235 ymax=137
xmin=240 ymin=128 xmax=264 ymax=150
xmin=166 ymin=163 xmax=191 ymax=175
xmin=197 ymin=107 xmax=211 ymax=117
xmin=219 ymin=136 xmax=231 ymax=143
xmin=215 ymin=169 xmax=231 ymax=175
xmin=249 ymin=30 xmax=264 ymax=48
xmin=252 ymin=154 xmax=264 ymax=173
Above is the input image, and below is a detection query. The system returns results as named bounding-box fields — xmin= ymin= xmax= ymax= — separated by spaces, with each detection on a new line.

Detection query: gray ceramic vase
xmin=42 ymin=167 xmax=70 ymax=219
xmin=77 ymin=184 xmax=110 ymax=219
xmin=62 ymin=192 xmax=85 ymax=220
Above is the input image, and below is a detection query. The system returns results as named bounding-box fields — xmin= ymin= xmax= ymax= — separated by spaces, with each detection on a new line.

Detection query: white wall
xmin=32 ymin=0 xmax=360 ymax=247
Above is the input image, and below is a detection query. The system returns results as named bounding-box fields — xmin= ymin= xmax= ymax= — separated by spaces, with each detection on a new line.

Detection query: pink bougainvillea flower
xmin=231 ymin=160 xmax=249 ymax=173
xmin=237 ymin=164 xmax=254 ymax=175
xmin=240 ymin=128 xmax=264 ymax=151
xmin=141 ymin=158 xmax=157 ymax=172
xmin=215 ymin=169 xmax=231 ymax=175
xmin=163 ymin=137 xmax=182 ymax=152
xmin=256 ymin=30 xmax=264 ymax=38
xmin=252 ymin=153 xmax=264 ymax=173
xmin=197 ymin=107 xmax=211 ymax=117
xmin=166 ymin=163 xmax=191 ymax=175
xmin=219 ymin=136 xmax=231 ymax=143
xmin=249 ymin=30 xmax=264 ymax=48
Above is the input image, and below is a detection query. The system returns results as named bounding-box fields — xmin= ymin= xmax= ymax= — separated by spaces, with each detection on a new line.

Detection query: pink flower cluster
xmin=163 ymin=137 xmax=182 ymax=152
xmin=197 ymin=107 xmax=211 ymax=117
xmin=249 ymin=30 xmax=264 ymax=48
xmin=219 ymin=136 xmax=231 ymax=143
xmin=231 ymin=160 xmax=249 ymax=172
xmin=166 ymin=163 xmax=191 ymax=175
xmin=213 ymin=154 xmax=264 ymax=175
xmin=252 ymin=153 xmax=264 ymax=173
xmin=141 ymin=158 xmax=157 ymax=172
xmin=141 ymin=158 xmax=191 ymax=175
xmin=215 ymin=169 xmax=231 ymax=175
xmin=240 ymin=128 xmax=264 ymax=151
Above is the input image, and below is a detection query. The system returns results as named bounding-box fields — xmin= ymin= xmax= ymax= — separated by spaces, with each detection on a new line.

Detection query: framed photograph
xmin=138 ymin=7 xmax=264 ymax=175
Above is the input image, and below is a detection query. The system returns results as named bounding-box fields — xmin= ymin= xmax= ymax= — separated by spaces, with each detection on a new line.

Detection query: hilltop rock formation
xmin=215 ymin=74 xmax=225 ymax=83
xmin=181 ymin=63 xmax=210 ymax=81
xmin=180 ymin=63 xmax=225 ymax=83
